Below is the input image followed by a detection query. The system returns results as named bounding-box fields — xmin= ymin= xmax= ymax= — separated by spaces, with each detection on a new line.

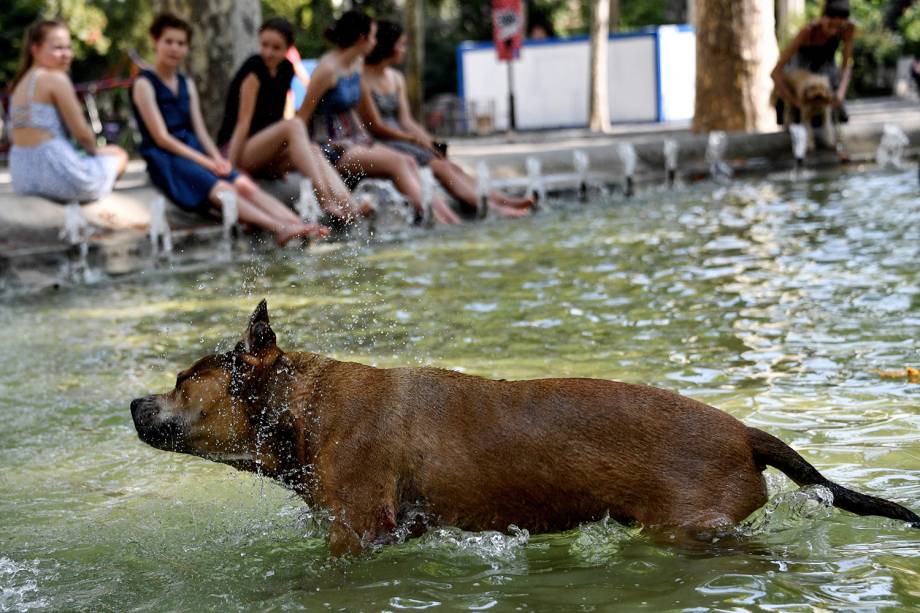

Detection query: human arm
xmin=48 ymin=72 xmax=98 ymax=153
xmin=295 ymin=60 xmax=336 ymax=126
xmin=393 ymin=70 xmax=440 ymax=155
xmin=131 ymin=77 xmax=223 ymax=174
xmin=187 ymin=79 xmax=231 ymax=175
xmin=225 ymin=73 xmax=259 ymax=166
xmin=771 ymin=27 xmax=808 ymax=106
xmin=834 ymin=22 xmax=856 ymax=106
xmin=356 ymin=74 xmax=418 ymax=143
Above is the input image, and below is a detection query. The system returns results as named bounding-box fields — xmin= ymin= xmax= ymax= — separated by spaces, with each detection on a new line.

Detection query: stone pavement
xmin=1 ymin=97 xmax=917 ymax=291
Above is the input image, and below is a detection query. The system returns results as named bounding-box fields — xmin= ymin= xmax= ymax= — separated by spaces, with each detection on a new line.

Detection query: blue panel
xmin=654 ymin=30 xmax=663 ymax=122
xmin=456 ymin=42 xmax=466 ymax=100
xmin=291 ymin=59 xmax=318 ymax=110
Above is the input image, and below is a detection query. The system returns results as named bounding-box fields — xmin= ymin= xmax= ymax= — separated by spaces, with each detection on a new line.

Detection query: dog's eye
xmin=200 ymin=410 xmax=208 ymax=418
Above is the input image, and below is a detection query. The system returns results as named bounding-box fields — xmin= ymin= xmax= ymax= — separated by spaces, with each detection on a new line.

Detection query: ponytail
xmin=10 ymin=19 xmax=67 ymax=92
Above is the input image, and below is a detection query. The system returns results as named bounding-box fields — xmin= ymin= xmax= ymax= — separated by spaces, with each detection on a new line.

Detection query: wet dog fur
xmin=130 ymin=301 xmax=920 ymax=554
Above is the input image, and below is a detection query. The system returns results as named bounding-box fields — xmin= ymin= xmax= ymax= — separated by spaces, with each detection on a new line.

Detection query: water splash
xmin=789 ymin=124 xmax=808 ymax=177
xmin=475 ymin=161 xmax=490 ymax=220
xmin=418 ymin=525 xmax=530 ymax=566
xmin=738 ymin=485 xmax=834 ymax=537
xmin=876 ymin=124 xmax=910 ymax=170
xmin=617 ymin=142 xmax=637 ymax=197
xmin=525 ymin=156 xmax=547 ymax=206
xmin=569 ymin=515 xmax=641 ymax=564
xmin=148 ymin=196 xmax=173 ymax=262
xmin=295 ymin=178 xmax=323 ymax=224
xmin=216 ymin=189 xmax=239 ymax=259
xmin=663 ymin=138 xmax=679 ymax=187
xmin=353 ymin=178 xmax=413 ymax=234
xmin=706 ymin=131 xmax=733 ymax=182
xmin=573 ymin=150 xmax=589 ymax=201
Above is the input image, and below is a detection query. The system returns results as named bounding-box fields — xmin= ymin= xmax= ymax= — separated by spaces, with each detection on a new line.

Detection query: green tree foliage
xmin=0 ymin=0 xmax=45 ymax=87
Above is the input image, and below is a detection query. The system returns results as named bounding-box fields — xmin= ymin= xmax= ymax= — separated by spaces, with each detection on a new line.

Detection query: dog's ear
xmin=237 ymin=299 xmax=281 ymax=367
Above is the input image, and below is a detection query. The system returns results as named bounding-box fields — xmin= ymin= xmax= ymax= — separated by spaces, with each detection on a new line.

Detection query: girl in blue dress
xmin=131 ymin=13 xmax=328 ymax=246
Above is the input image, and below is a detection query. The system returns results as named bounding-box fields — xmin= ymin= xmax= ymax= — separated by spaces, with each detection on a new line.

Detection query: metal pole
xmin=506 ymin=48 xmax=516 ymax=132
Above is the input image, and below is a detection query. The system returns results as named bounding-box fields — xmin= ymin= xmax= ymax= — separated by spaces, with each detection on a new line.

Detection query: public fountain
xmin=663 ymin=139 xmax=678 ymax=188
xmin=706 ymin=131 xmax=732 ymax=181
xmin=573 ymin=150 xmax=589 ymax=201
xmin=525 ymin=156 xmax=547 ymax=206
xmin=876 ymin=123 xmax=910 ymax=170
xmin=216 ymin=189 xmax=239 ymax=258
xmin=353 ymin=179 xmax=413 ymax=233
xmin=617 ymin=143 xmax=637 ymax=197
xmin=295 ymin=178 xmax=324 ymax=224
xmin=476 ymin=161 xmax=490 ymax=219
xmin=148 ymin=196 xmax=173 ymax=262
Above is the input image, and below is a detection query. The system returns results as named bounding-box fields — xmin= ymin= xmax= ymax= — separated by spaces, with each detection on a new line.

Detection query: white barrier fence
xmin=457 ymin=25 xmax=695 ymax=131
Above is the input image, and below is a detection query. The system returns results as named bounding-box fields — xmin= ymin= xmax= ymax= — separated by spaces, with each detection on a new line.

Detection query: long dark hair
xmin=366 ymin=20 xmax=403 ymax=66
xmin=261 ymin=17 xmax=295 ymax=48
xmin=10 ymin=19 xmax=67 ymax=91
xmin=323 ymin=10 xmax=373 ymax=49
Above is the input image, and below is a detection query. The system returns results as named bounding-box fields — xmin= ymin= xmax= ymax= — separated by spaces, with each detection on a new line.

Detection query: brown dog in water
xmin=130 ymin=301 xmax=920 ymax=554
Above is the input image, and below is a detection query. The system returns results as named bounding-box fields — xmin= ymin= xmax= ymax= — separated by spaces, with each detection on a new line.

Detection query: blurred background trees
xmin=1 ymin=0 xmax=918 ymax=121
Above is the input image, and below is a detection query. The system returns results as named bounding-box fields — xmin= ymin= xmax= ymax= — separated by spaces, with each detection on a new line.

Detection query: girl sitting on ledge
xmin=296 ymin=10 xmax=460 ymax=225
xmin=216 ymin=17 xmax=370 ymax=224
xmin=9 ymin=20 xmax=128 ymax=203
xmin=361 ymin=21 xmax=534 ymax=218
xmin=131 ymin=13 xmax=328 ymax=246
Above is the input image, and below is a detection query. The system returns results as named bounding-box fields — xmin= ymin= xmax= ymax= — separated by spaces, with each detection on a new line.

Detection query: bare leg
xmin=212 ymin=178 xmax=328 ymax=246
xmin=337 ymin=145 xmax=461 ymax=225
xmin=238 ymin=119 xmax=358 ymax=220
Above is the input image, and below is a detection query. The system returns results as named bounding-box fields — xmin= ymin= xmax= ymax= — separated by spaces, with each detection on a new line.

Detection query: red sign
xmin=492 ymin=0 xmax=523 ymax=61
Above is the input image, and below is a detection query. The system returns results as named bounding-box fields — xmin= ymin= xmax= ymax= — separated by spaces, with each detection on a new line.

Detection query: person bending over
xmin=362 ymin=21 xmax=534 ymax=219
xmin=772 ymin=0 xmax=855 ymax=129
xmin=216 ymin=17 xmax=369 ymax=224
xmin=131 ymin=13 xmax=327 ymax=246
xmin=8 ymin=20 xmax=128 ymax=203
xmin=295 ymin=10 xmax=460 ymax=225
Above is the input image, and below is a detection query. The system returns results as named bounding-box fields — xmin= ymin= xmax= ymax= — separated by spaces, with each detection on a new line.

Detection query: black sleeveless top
xmin=217 ymin=55 xmax=294 ymax=145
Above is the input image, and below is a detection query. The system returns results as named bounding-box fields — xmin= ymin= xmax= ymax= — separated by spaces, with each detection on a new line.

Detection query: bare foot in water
xmin=490 ymin=202 xmax=530 ymax=218
xmin=491 ymin=192 xmax=535 ymax=210
xmin=275 ymin=223 xmax=330 ymax=246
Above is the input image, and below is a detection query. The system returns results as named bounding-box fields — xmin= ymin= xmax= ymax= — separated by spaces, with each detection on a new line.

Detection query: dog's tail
xmin=747 ymin=427 xmax=920 ymax=527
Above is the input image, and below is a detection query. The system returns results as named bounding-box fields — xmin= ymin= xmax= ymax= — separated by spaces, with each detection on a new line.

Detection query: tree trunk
xmin=151 ymin=0 xmax=260 ymax=134
xmin=588 ymin=0 xmax=610 ymax=133
xmin=404 ymin=0 xmax=424 ymax=118
xmin=692 ymin=0 xmax=778 ymax=133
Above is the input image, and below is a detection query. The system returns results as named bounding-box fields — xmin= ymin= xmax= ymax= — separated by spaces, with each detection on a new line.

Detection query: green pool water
xmin=2 ymin=169 xmax=919 ymax=611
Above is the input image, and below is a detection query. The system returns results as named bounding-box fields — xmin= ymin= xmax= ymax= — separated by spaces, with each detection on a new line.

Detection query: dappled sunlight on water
xmin=1 ymin=169 xmax=919 ymax=610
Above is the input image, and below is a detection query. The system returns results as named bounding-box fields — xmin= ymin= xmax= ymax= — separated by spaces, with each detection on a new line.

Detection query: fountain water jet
xmin=663 ymin=139 xmax=678 ymax=187
xmin=573 ymin=150 xmax=589 ymax=201
xmin=876 ymin=124 xmax=909 ymax=170
xmin=706 ymin=131 xmax=732 ymax=182
xmin=60 ymin=202 xmax=92 ymax=280
xmin=216 ymin=189 xmax=239 ymax=257
xmin=148 ymin=196 xmax=173 ymax=262
xmin=617 ymin=143 xmax=637 ymax=197
xmin=525 ymin=156 xmax=546 ymax=206
xmin=419 ymin=167 xmax=437 ymax=227
xmin=789 ymin=124 xmax=808 ymax=177
xmin=475 ymin=161 xmax=490 ymax=220
xmin=295 ymin=178 xmax=323 ymax=224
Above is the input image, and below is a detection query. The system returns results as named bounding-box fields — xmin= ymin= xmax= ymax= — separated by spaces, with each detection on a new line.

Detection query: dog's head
xmin=130 ymin=300 xmax=286 ymax=468
xmin=796 ymin=73 xmax=833 ymax=107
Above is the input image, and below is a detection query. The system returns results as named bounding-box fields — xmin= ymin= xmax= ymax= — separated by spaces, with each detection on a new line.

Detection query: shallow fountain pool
xmin=2 ymin=169 xmax=919 ymax=611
